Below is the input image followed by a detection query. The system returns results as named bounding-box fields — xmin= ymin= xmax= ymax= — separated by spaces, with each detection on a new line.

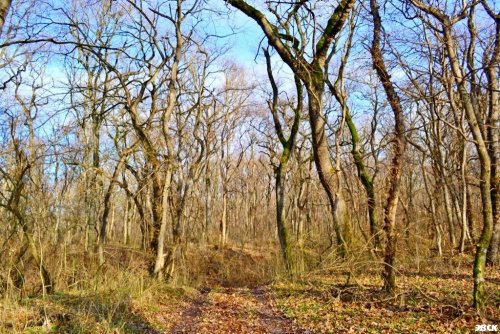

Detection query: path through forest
xmin=170 ymin=286 xmax=310 ymax=334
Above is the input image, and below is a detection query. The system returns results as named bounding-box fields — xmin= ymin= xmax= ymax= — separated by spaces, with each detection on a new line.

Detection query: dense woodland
xmin=0 ymin=0 xmax=498 ymax=332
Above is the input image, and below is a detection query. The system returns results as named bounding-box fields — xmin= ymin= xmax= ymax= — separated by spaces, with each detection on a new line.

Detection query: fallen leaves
xmin=272 ymin=270 xmax=499 ymax=334
xmin=171 ymin=287 xmax=307 ymax=334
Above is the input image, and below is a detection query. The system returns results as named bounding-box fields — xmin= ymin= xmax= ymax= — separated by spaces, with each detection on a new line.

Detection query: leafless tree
xmin=224 ymin=0 xmax=358 ymax=256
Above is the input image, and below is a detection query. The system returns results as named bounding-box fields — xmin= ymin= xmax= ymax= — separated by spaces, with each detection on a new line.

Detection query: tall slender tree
xmin=408 ymin=0 xmax=496 ymax=311
xmin=263 ymin=48 xmax=303 ymax=274
xmin=224 ymin=0 xmax=357 ymax=255
xmin=370 ymin=0 xmax=407 ymax=293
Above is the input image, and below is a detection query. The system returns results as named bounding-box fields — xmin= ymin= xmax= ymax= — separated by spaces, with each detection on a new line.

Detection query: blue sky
xmin=202 ymin=1 xmax=296 ymax=88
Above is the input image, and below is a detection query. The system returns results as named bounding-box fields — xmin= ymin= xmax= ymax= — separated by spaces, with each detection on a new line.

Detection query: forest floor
xmin=169 ymin=286 xmax=308 ymax=334
xmin=1 ymin=247 xmax=499 ymax=333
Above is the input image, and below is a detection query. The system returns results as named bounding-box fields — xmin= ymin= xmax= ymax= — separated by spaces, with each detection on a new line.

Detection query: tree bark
xmin=307 ymin=82 xmax=347 ymax=256
xmin=153 ymin=168 xmax=172 ymax=279
xmin=0 ymin=0 xmax=10 ymax=36
xmin=485 ymin=6 xmax=500 ymax=266
xmin=370 ymin=0 xmax=406 ymax=294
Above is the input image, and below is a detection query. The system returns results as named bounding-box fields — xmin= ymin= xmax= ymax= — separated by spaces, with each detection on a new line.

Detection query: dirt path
xmin=171 ymin=286 xmax=311 ymax=334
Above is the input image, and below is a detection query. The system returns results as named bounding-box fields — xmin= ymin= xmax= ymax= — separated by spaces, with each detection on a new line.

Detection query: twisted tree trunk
xmin=370 ymin=0 xmax=406 ymax=294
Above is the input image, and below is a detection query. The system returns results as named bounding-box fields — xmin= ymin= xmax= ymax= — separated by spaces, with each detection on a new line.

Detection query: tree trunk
xmin=123 ymin=199 xmax=130 ymax=245
xmin=486 ymin=11 xmax=500 ymax=266
xmin=165 ymin=207 xmax=183 ymax=280
xmin=307 ymin=83 xmax=346 ymax=256
xmin=153 ymin=168 xmax=172 ymax=279
xmin=489 ymin=222 xmax=500 ymax=266
xmin=148 ymin=173 xmax=164 ymax=271
xmin=458 ymin=143 xmax=470 ymax=252
xmin=0 ymin=0 xmax=11 ymax=36
xmin=441 ymin=24 xmax=493 ymax=312
xmin=220 ymin=192 xmax=228 ymax=248
xmin=422 ymin=164 xmax=442 ymax=257
xmin=370 ymin=0 xmax=406 ymax=294
xmin=443 ymin=183 xmax=456 ymax=249
xmin=264 ymin=50 xmax=302 ymax=274
xmin=276 ymin=163 xmax=292 ymax=274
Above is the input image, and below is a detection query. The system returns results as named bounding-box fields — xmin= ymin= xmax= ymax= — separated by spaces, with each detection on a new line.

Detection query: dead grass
xmin=1 ymin=243 xmax=498 ymax=333
xmin=1 ymin=276 xmax=195 ymax=333
xmin=180 ymin=244 xmax=279 ymax=288
xmin=0 ymin=243 xmax=280 ymax=333
xmin=0 ymin=244 xmax=196 ymax=334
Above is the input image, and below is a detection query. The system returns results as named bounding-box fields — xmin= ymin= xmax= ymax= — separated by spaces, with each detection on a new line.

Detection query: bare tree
xmin=263 ymin=47 xmax=303 ymax=274
xmin=369 ymin=0 xmax=407 ymax=294
xmin=408 ymin=0 xmax=496 ymax=311
xmin=0 ymin=57 xmax=54 ymax=294
xmin=326 ymin=8 xmax=382 ymax=254
xmin=483 ymin=2 xmax=500 ymax=267
xmin=225 ymin=0 xmax=357 ymax=256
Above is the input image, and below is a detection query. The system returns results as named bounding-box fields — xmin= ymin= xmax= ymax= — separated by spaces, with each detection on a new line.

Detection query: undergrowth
xmin=1 ymin=244 xmax=498 ymax=333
